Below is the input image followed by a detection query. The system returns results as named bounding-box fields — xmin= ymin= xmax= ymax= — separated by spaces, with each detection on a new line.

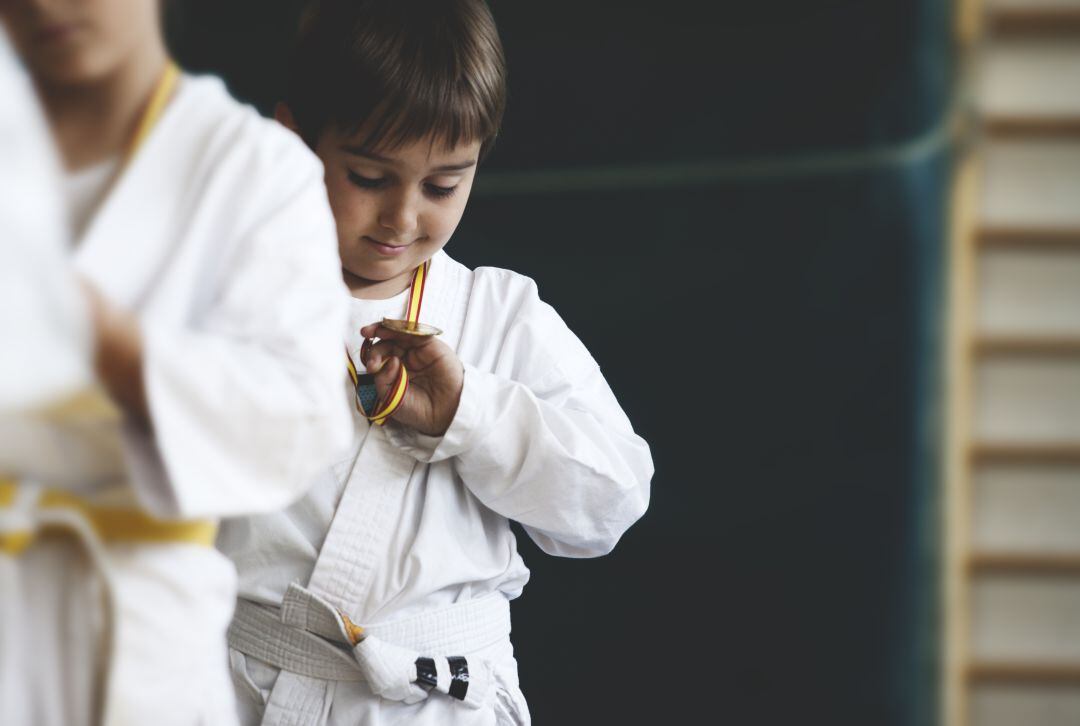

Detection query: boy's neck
xmin=37 ymin=38 xmax=169 ymax=171
xmin=344 ymin=267 xmax=416 ymax=301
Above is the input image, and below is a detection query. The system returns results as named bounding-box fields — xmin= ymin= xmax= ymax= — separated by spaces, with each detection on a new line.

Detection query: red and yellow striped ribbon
xmin=125 ymin=60 xmax=179 ymax=165
xmin=346 ymin=260 xmax=430 ymax=426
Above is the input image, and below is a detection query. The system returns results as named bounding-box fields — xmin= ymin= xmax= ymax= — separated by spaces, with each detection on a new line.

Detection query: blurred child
xmin=218 ymin=1 xmax=653 ymax=724
xmin=0 ymin=1 xmax=352 ymax=723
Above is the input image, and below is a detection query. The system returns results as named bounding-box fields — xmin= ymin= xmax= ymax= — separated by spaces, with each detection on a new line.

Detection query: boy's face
xmin=315 ymin=125 xmax=482 ymax=292
xmin=2 ymin=0 xmax=159 ymax=85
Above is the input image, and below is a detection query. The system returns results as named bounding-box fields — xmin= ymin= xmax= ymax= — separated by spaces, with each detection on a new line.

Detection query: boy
xmin=0 ymin=1 xmax=352 ymax=724
xmin=219 ymin=1 xmax=654 ymax=724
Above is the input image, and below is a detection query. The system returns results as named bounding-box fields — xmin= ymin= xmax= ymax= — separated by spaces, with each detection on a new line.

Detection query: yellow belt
xmin=0 ymin=479 xmax=217 ymax=555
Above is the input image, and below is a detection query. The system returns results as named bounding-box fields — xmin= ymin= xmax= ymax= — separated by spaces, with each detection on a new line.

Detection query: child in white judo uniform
xmin=0 ymin=2 xmax=352 ymax=724
xmin=218 ymin=1 xmax=654 ymax=724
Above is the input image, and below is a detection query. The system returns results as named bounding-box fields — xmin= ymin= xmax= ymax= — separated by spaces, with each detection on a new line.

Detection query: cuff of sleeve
xmin=118 ymin=417 xmax=182 ymax=518
xmin=384 ymin=364 xmax=499 ymax=463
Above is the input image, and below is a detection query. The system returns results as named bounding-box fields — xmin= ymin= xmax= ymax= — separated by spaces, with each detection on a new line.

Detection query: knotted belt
xmin=228 ymin=583 xmax=511 ymax=709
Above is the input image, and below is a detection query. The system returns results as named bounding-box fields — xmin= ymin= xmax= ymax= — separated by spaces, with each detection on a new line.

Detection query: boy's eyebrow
xmin=430 ymin=160 xmax=478 ymax=172
xmin=340 ymin=145 xmax=477 ymax=172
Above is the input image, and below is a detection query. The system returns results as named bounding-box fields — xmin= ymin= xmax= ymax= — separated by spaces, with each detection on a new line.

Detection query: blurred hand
xmin=80 ymin=277 xmax=149 ymax=425
xmin=359 ymin=322 xmax=463 ymax=437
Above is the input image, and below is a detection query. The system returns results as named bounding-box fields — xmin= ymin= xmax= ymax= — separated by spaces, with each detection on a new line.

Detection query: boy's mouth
xmin=364 ymin=236 xmax=411 ymax=256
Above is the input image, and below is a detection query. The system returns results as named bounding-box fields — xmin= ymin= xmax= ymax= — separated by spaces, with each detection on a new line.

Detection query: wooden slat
xmin=980 ymin=141 xmax=1080 ymax=228
xmin=974 ymin=336 xmax=1080 ymax=355
xmin=985 ymin=116 xmax=1080 ymax=139
xmin=970 ymin=552 xmax=1080 ymax=574
xmin=989 ymin=7 xmax=1080 ymax=37
xmin=978 ymin=226 xmax=1080 ymax=249
xmin=972 ymin=443 xmax=1080 ymax=463
xmin=969 ymin=661 xmax=1080 ymax=684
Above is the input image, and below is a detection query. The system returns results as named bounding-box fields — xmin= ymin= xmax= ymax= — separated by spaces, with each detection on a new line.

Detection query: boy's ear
xmin=274 ymin=102 xmax=300 ymax=135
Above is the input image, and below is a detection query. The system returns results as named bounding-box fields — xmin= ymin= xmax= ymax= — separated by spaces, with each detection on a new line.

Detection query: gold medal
xmin=380 ymin=318 xmax=442 ymax=337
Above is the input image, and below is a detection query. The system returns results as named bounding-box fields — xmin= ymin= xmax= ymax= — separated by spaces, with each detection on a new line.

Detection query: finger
xmin=372 ymin=356 xmax=402 ymax=400
xmin=364 ymin=339 xmax=406 ymax=371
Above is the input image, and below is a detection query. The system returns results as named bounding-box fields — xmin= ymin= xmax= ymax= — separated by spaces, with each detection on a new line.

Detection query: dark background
xmin=168 ymin=2 xmax=951 ymax=723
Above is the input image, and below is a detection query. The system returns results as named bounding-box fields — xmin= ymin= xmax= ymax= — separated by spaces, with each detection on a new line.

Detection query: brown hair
xmin=286 ymin=0 xmax=507 ymax=158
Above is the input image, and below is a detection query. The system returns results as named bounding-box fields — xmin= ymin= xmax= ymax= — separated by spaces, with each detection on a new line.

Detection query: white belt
xmin=228 ymin=583 xmax=511 ymax=708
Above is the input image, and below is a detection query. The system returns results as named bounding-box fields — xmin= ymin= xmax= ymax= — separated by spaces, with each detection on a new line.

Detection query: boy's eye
xmin=347 ymin=170 xmax=387 ymax=189
xmin=425 ymin=183 xmax=457 ymax=199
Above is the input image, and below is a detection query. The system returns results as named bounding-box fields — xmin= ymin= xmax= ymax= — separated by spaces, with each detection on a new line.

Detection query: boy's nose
xmin=377 ymin=191 xmax=420 ymax=240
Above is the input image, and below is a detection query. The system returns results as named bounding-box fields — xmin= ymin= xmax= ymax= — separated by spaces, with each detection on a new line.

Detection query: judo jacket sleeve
xmin=388 ymin=270 xmax=653 ymax=557
xmin=119 ymin=140 xmax=353 ymax=521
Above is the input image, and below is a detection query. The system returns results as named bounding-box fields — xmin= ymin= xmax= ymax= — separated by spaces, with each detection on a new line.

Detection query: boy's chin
xmin=343 ymin=240 xmax=448 ymax=283
xmin=343 ymin=258 xmax=412 ymax=285
xmin=351 ymin=259 xmax=407 ymax=280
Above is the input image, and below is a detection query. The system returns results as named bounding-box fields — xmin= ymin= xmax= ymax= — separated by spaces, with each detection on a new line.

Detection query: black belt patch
xmin=447 ymin=656 xmax=469 ymax=700
xmin=414 ymin=657 xmax=438 ymax=689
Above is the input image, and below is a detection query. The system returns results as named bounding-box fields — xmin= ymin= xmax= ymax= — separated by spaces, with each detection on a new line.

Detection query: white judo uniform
xmin=220 ymin=250 xmax=653 ymax=725
xmin=0 ymin=65 xmax=353 ymax=726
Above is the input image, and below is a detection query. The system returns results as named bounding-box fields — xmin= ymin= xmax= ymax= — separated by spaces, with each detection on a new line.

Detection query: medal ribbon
xmin=125 ymin=61 xmax=180 ymax=164
xmin=345 ymin=259 xmax=430 ymax=426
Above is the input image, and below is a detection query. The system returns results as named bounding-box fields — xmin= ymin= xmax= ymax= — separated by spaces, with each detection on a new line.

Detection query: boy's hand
xmin=81 ymin=277 xmax=150 ymax=426
xmin=359 ymin=322 xmax=464 ymax=437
